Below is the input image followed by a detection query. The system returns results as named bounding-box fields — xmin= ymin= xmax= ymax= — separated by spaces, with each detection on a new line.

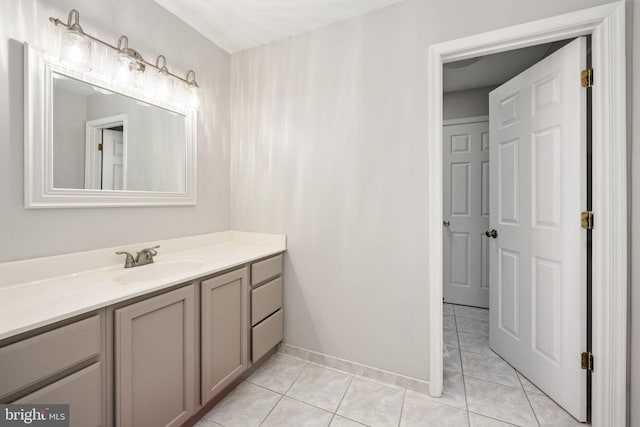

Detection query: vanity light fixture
xmin=50 ymin=8 xmax=201 ymax=110
xmin=155 ymin=55 xmax=174 ymax=99
xmin=186 ymin=70 xmax=200 ymax=110
xmin=57 ymin=9 xmax=92 ymax=71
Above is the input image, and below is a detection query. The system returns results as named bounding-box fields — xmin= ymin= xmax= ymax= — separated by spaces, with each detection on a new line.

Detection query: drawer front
xmin=252 ymin=309 xmax=283 ymax=362
xmin=251 ymin=277 xmax=283 ymax=326
xmin=251 ymin=254 xmax=283 ymax=287
xmin=14 ymin=363 xmax=102 ymax=427
xmin=0 ymin=315 xmax=102 ymax=400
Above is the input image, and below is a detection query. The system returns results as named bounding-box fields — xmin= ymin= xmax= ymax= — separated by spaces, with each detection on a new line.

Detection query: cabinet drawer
xmin=251 ymin=254 xmax=283 ymax=287
xmin=14 ymin=363 xmax=102 ymax=427
xmin=252 ymin=309 xmax=283 ymax=362
xmin=0 ymin=315 xmax=102 ymax=400
xmin=251 ymin=277 xmax=283 ymax=326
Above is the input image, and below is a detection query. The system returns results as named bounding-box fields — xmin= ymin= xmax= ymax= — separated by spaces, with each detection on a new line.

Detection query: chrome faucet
xmin=115 ymin=245 xmax=160 ymax=268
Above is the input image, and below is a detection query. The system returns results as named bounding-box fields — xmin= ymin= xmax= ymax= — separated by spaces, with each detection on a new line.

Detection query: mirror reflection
xmin=52 ymin=73 xmax=187 ymax=192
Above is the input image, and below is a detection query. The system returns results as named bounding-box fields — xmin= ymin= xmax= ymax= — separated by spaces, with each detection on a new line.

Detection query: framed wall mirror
xmin=24 ymin=43 xmax=197 ymax=208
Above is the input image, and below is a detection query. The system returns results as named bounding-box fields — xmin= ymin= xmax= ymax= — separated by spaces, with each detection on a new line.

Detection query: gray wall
xmin=443 ymin=86 xmax=495 ymax=120
xmin=53 ymin=88 xmax=86 ymax=189
xmin=230 ymin=0 xmax=635 ymax=393
xmin=0 ymin=0 xmax=231 ymax=261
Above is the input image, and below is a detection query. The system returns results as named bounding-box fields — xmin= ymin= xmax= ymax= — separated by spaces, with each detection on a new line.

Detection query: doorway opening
xmin=85 ymin=114 xmax=128 ymax=190
xmin=441 ymin=37 xmax=590 ymax=425
xmin=427 ymin=3 xmax=627 ymax=426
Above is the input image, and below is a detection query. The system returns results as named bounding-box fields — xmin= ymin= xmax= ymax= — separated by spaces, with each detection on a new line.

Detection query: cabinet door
xmin=115 ymin=286 xmax=196 ymax=427
xmin=201 ymin=267 xmax=248 ymax=403
xmin=14 ymin=363 xmax=102 ymax=427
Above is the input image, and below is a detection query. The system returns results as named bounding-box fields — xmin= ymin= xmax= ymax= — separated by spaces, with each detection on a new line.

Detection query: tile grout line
xmin=255 ymin=359 xmax=311 ymax=427
xmin=396 ymin=388 xmax=407 ymax=427
xmin=516 ymin=371 xmax=542 ymax=427
xmin=449 ymin=305 xmax=472 ymax=427
xmin=467 ymin=410 xmax=520 ymax=426
xmin=453 ymin=306 xmax=471 ymax=414
xmin=333 ymin=375 xmax=355 ymax=417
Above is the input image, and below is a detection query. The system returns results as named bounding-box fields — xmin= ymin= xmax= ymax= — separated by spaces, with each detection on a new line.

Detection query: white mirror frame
xmin=24 ymin=43 xmax=197 ymax=208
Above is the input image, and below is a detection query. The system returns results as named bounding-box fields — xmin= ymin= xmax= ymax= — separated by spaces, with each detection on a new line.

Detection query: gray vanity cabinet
xmin=251 ymin=254 xmax=284 ymax=362
xmin=200 ymin=267 xmax=249 ymax=403
xmin=0 ymin=313 xmax=106 ymax=427
xmin=114 ymin=285 xmax=196 ymax=427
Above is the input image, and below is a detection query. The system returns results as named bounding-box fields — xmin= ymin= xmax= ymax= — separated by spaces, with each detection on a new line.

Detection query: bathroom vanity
xmin=0 ymin=232 xmax=285 ymax=427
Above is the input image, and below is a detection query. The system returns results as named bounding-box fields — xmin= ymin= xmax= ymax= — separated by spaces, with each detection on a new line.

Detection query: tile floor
xmin=196 ymin=304 xmax=585 ymax=427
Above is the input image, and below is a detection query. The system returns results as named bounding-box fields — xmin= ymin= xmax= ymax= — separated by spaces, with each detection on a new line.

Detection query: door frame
xmin=426 ymin=3 xmax=627 ymax=426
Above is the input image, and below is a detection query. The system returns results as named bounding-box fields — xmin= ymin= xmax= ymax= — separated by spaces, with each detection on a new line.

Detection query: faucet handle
xmin=136 ymin=245 xmax=160 ymax=265
xmin=115 ymin=251 xmax=136 ymax=268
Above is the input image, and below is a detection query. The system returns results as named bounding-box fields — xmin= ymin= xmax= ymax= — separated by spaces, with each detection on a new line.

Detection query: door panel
xmin=115 ymin=286 xmax=196 ymax=427
xmin=443 ymin=120 xmax=490 ymax=308
xmin=489 ymin=37 xmax=587 ymax=421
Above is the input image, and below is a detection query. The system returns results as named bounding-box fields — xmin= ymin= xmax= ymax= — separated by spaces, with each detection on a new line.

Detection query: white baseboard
xmin=279 ymin=343 xmax=430 ymax=394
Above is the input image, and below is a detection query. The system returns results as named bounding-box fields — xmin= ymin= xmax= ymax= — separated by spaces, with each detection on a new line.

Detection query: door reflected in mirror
xmin=52 ymin=73 xmax=187 ymax=192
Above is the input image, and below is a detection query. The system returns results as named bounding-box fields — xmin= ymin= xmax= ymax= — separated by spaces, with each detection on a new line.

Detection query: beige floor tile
xmin=329 ymin=415 xmax=369 ymax=426
xmin=444 ymin=328 xmax=459 ymax=352
xmin=287 ymin=364 xmax=352 ymax=412
xmin=440 ymin=371 xmax=467 ymax=410
xmin=444 ymin=347 xmax=462 ymax=373
xmin=454 ymin=305 xmax=489 ymax=322
xmin=409 ymin=370 xmax=467 ymax=411
xmin=400 ymin=391 xmax=469 ymax=426
xmin=464 ymin=377 xmax=537 ymax=427
xmin=444 ymin=303 xmax=455 ymax=315
xmin=194 ymin=418 xmax=224 ymax=427
xmin=468 ymin=412 xmax=518 ymax=426
xmin=526 ymin=391 xmax=584 ymax=426
xmin=337 ymin=378 xmax=405 ymax=427
xmin=261 ymin=396 xmax=333 ymax=427
xmin=456 ymin=317 xmax=489 ymax=336
xmin=444 ymin=313 xmax=457 ymax=331
xmin=247 ymin=353 xmax=308 ymax=393
xmin=516 ymin=371 xmax=542 ymax=395
xmin=457 ymin=331 xmax=497 ymax=358
xmin=206 ymin=382 xmax=281 ymax=427
xmin=461 ymin=352 xmax=520 ymax=388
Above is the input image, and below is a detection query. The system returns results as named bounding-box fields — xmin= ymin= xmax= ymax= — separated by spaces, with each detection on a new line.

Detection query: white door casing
xmin=101 ymin=129 xmax=124 ymax=191
xmin=443 ymin=119 xmax=490 ymax=308
xmin=427 ymin=4 xmax=626 ymax=426
xmin=488 ymin=37 xmax=586 ymax=421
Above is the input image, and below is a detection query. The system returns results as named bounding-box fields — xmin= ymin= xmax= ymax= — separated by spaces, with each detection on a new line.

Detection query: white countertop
xmin=0 ymin=231 xmax=285 ymax=340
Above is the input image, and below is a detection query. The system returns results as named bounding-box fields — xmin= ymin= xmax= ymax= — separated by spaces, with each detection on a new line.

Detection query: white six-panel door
xmin=443 ymin=120 xmax=490 ymax=308
xmin=102 ymin=129 xmax=124 ymax=190
xmin=488 ymin=37 xmax=587 ymax=421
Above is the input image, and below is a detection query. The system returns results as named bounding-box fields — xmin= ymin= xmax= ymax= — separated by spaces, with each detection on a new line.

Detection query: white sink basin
xmin=113 ymin=260 xmax=205 ymax=283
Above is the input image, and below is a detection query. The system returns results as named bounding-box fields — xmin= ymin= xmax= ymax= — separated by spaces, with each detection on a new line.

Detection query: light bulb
xmin=188 ymin=83 xmax=199 ymax=110
xmin=60 ymin=28 xmax=91 ymax=71
xmin=112 ymin=52 xmax=135 ymax=87
xmin=156 ymin=71 xmax=173 ymax=100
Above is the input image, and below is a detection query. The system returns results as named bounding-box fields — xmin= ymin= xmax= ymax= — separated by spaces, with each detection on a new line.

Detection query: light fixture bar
xmin=49 ymin=10 xmax=197 ymax=86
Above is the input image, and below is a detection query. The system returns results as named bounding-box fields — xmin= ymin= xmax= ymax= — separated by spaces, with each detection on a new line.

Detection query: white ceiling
xmin=443 ymin=43 xmax=553 ymax=93
xmin=154 ymin=0 xmax=406 ymax=53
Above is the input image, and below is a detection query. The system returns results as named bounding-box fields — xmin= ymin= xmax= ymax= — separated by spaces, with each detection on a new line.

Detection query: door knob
xmin=443 ymin=220 xmax=450 ymax=227
xmin=485 ymin=229 xmax=498 ymax=238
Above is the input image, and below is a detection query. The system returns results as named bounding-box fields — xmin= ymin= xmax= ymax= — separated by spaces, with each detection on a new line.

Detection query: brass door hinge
xmin=581 ymin=211 xmax=594 ymax=230
xmin=98 ymin=143 xmax=103 ymax=151
xmin=581 ymin=352 xmax=594 ymax=371
xmin=581 ymin=69 xmax=594 ymax=87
